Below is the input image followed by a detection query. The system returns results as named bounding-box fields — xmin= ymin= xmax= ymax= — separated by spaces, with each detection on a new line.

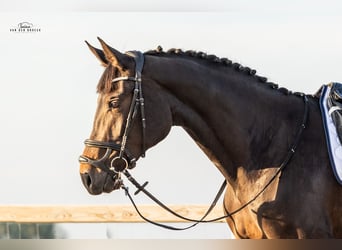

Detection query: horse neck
xmin=144 ymin=54 xmax=306 ymax=182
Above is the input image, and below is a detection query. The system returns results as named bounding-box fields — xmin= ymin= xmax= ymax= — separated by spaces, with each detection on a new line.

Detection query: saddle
xmin=319 ymin=82 xmax=342 ymax=185
xmin=327 ymin=83 xmax=342 ymax=143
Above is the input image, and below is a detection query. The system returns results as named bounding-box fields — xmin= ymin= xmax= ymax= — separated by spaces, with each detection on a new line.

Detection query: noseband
xmin=79 ymin=51 xmax=146 ymax=177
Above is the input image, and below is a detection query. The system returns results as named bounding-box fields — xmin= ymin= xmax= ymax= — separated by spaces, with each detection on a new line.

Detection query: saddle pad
xmin=319 ymin=84 xmax=342 ymax=185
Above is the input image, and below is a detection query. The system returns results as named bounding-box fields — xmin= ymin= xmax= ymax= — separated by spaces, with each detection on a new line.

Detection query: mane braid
xmin=145 ymin=46 xmax=299 ymax=96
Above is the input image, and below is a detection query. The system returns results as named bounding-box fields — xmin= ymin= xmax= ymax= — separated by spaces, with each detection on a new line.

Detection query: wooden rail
xmin=0 ymin=205 xmax=226 ymax=223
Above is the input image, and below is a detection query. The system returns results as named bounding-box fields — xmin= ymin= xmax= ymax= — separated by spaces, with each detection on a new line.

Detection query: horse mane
xmin=97 ymin=46 xmax=305 ymax=97
xmin=145 ymin=46 xmax=300 ymax=96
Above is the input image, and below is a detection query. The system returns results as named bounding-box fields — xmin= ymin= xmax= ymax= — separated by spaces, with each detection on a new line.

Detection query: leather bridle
xmin=78 ymin=50 xmax=309 ymax=231
xmin=79 ymin=51 xmax=146 ymax=179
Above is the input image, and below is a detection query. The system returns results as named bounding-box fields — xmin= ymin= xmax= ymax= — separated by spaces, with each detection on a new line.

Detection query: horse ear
xmin=85 ymin=40 xmax=108 ymax=67
xmin=97 ymin=37 xmax=130 ymax=69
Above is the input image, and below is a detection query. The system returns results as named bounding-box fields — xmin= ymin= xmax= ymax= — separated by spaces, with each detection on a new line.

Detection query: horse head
xmin=79 ymin=38 xmax=172 ymax=195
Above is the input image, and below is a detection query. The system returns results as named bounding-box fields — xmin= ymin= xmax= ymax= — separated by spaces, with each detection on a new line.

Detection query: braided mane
xmin=145 ymin=46 xmax=297 ymax=96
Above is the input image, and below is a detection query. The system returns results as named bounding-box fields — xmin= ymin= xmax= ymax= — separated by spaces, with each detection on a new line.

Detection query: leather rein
xmin=79 ymin=51 xmax=309 ymax=230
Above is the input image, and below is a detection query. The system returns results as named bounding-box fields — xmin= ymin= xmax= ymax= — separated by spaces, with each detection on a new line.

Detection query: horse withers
xmin=79 ymin=38 xmax=342 ymax=238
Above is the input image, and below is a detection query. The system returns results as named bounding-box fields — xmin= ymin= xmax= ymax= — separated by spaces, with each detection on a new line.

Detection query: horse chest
xmin=224 ymin=166 xmax=281 ymax=239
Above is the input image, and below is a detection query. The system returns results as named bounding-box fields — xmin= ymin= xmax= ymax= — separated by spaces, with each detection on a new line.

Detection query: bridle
xmin=79 ymin=50 xmax=310 ymax=231
xmin=79 ymin=51 xmax=146 ymax=179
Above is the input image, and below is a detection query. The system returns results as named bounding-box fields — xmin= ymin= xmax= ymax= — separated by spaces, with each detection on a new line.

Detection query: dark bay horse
xmin=79 ymin=38 xmax=342 ymax=238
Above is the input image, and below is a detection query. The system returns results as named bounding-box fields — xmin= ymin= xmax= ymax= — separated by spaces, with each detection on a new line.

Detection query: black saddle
xmin=327 ymin=82 xmax=342 ymax=144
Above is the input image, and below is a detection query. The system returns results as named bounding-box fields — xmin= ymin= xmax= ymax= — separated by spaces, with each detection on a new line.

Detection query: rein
xmin=79 ymin=51 xmax=309 ymax=231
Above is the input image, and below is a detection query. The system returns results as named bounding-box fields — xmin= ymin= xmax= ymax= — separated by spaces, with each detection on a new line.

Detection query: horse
xmin=79 ymin=37 xmax=342 ymax=238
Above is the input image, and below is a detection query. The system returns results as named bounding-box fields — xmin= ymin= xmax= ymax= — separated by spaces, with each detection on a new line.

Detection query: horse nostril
xmin=81 ymin=173 xmax=92 ymax=188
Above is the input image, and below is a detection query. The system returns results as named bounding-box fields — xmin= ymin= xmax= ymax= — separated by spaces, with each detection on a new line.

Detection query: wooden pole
xmin=0 ymin=205 xmax=225 ymax=223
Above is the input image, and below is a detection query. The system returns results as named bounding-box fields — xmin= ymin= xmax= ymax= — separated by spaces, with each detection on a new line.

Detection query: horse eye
xmin=108 ymin=98 xmax=119 ymax=109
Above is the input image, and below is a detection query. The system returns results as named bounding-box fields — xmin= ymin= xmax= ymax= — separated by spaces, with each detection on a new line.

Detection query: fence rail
xmin=0 ymin=205 xmax=225 ymax=223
